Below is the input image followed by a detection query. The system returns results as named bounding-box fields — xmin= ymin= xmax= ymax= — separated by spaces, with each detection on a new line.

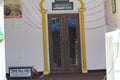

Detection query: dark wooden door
xmin=48 ymin=13 xmax=81 ymax=73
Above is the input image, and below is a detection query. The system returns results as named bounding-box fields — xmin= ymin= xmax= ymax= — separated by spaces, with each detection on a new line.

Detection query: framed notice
xmin=4 ymin=0 xmax=22 ymax=18
xmin=55 ymin=0 xmax=69 ymax=2
xmin=9 ymin=67 xmax=32 ymax=79
xmin=52 ymin=2 xmax=73 ymax=10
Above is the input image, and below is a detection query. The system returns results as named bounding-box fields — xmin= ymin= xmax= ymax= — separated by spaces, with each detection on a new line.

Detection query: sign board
xmin=55 ymin=0 xmax=69 ymax=2
xmin=9 ymin=67 xmax=32 ymax=79
xmin=52 ymin=2 xmax=73 ymax=10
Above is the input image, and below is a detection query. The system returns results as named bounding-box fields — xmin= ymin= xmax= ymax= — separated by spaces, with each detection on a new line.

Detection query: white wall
xmin=5 ymin=0 xmax=106 ymax=73
xmin=104 ymin=0 xmax=116 ymax=32
xmin=116 ymin=0 xmax=120 ymax=29
xmin=84 ymin=0 xmax=106 ymax=70
xmin=5 ymin=0 xmax=44 ymax=73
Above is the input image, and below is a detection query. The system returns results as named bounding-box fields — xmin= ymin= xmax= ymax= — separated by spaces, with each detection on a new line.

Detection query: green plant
xmin=0 ymin=27 xmax=4 ymax=43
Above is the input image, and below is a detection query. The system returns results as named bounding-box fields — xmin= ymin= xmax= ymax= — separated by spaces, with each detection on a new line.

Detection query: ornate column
xmin=78 ymin=0 xmax=88 ymax=73
xmin=40 ymin=0 xmax=49 ymax=75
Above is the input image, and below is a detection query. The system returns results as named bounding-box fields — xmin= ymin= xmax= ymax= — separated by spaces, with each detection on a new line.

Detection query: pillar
xmin=0 ymin=0 xmax=6 ymax=80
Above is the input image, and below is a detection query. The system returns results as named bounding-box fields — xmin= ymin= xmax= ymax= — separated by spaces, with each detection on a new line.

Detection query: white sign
xmin=9 ymin=67 xmax=32 ymax=78
xmin=55 ymin=0 xmax=69 ymax=2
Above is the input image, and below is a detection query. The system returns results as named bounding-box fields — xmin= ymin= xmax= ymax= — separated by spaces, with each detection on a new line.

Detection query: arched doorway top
xmin=78 ymin=0 xmax=85 ymax=9
xmin=39 ymin=0 xmax=85 ymax=11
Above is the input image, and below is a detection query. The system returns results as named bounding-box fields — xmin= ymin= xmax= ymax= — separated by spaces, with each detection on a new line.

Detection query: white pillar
xmin=0 ymin=0 xmax=6 ymax=80
xmin=106 ymin=30 xmax=120 ymax=80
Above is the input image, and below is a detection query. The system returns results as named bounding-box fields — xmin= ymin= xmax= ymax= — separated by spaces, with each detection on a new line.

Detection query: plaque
xmin=9 ymin=67 xmax=32 ymax=79
xmin=55 ymin=0 xmax=69 ymax=2
xmin=52 ymin=2 xmax=73 ymax=10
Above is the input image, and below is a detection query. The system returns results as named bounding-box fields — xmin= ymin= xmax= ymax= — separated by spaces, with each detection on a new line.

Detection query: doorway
xmin=48 ymin=13 xmax=81 ymax=73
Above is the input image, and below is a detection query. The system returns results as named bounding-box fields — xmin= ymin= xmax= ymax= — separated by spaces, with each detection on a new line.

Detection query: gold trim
xmin=40 ymin=0 xmax=87 ymax=74
xmin=40 ymin=0 xmax=45 ymax=10
xmin=78 ymin=0 xmax=88 ymax=73
xmin=40 ymin=0 xmax=49 ymax=75
xmin=78 ymin=0 xmax=84 ymax=9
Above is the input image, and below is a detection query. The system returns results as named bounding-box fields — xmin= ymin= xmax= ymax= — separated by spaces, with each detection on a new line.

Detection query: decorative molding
xmin=78 ymin=0 xmax=85 ymax=9
xmin=78 ymin=0 xmax=88 ymax=73
xmin=39 ymin=0 xmax=45 ymax=10
xmin=40 ymin=0 xmax=88 ymax=74
xmin=39 ymin=0 xmax=49 ymax=75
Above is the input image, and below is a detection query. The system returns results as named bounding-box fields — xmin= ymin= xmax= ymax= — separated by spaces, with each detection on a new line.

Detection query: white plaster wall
xmin=104 ymin=0 xmax=120 ymax=31
xmin=84 ymin=0 xmax=106 ymax=70
xmin=104 ymin=0 xmax=116 ymax=32
xmin=116 ymin=0 xmax=120 ymax=29
xmin=5 ymin=0 xmax=44 ymax=73
xmin=5 ymin=0 xmax=106 ymax=73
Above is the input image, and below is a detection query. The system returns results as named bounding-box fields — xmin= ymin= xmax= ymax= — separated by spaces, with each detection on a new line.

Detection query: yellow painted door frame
xmin=78 ymin=0 xmax=88 ymax=73
xmin=40 ymin=0 xmax=49 ymax=75
xmin=40 ymin=0 xmax=88 ymax=75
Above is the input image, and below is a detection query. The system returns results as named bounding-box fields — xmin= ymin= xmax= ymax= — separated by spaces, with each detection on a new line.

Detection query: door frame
xmin=40 ymin=0 xmax=88 ymax=75
xmin=47 ymin=13 xmax=82 ymax=73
